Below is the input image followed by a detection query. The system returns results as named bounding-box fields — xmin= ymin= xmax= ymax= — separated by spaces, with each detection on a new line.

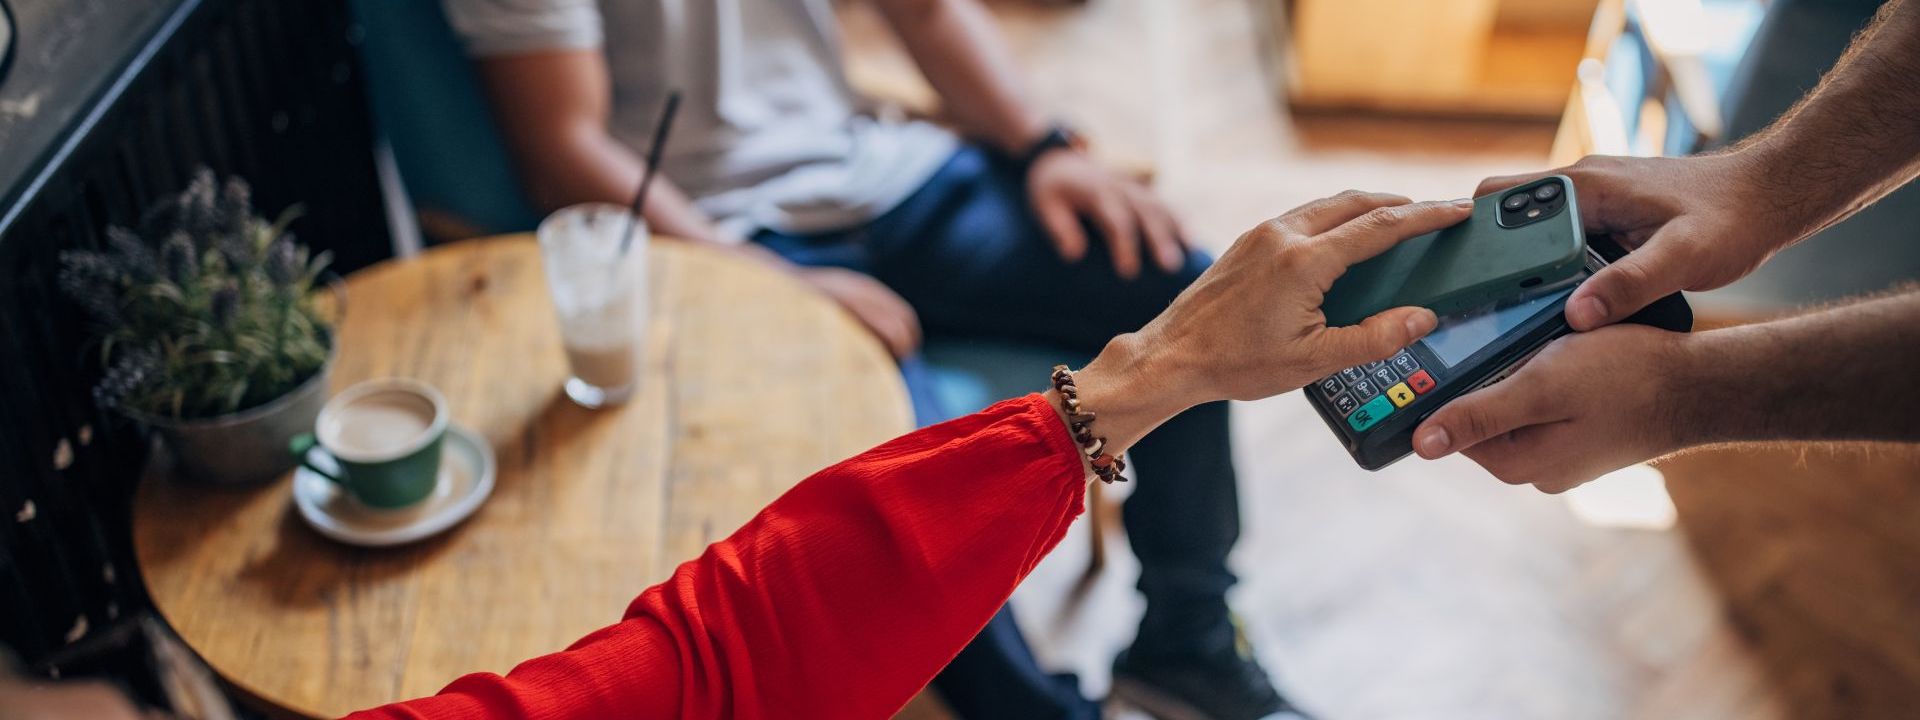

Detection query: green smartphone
xmin=1321 ymin=176 xmax=1586 ymax=327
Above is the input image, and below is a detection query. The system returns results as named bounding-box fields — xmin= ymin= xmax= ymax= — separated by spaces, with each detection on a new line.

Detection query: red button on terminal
xmin=1406 ymin=369 xmax=1436 ymax=394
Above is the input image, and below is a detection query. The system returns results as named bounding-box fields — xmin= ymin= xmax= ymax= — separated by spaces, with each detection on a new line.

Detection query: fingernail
xmin=1404 ymin=310 xmax=1436 ymax=338
xmin=1452 ymin=198 xmax=1475 ymax=209
xmin=1570 ymin=295 xmax=1607 ymax=328
xmin=1415 ymin=426 xmax=1450 ymax=457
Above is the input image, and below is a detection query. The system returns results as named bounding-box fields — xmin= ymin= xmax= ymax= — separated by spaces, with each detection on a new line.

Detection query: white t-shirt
xmin=442 ymin=0 xmax=958 ymax=238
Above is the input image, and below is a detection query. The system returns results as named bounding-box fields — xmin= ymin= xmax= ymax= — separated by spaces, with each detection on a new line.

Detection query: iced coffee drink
xmin=537 ymin=203 xmax=648 ymax=408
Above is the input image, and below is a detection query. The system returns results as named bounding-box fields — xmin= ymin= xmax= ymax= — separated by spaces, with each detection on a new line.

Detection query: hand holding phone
xmin=1320 ymin=176 xmax=1586 ymax=326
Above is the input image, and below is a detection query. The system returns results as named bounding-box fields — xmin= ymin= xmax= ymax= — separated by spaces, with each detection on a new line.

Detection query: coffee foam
xmin=323 ymin=391 xmax=436 ymax=458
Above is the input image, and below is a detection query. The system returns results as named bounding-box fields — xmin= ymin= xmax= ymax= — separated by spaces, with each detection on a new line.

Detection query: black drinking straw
xmin=620 ymin=90 xmax=682 ymax=255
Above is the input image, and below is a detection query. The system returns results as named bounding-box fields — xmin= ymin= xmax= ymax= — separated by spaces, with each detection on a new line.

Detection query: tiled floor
xmin=844 ymin=1 xmax=1786 ymax=718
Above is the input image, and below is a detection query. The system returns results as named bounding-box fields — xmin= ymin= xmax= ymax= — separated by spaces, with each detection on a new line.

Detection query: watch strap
xmin=1013 ymin=125 xmax=1080 ymax=175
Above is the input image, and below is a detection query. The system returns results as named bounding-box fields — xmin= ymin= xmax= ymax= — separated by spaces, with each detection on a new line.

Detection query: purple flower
xmin=265 ymin=234 xmax=300 ymax=286
xmin=219 ymin=176 xmax=254 ymax=238
xmin=93 ymin=348 xmax=160 ymax=412
xmin=180 ymin=169 xmax=221 ymax=242
xmin=210 ymin=282 xmax=240 ymax=327
xmin=162 ymin=232 xmax=198 ymax=284
xmin=106 ymin=227 xmax=158 ymax=282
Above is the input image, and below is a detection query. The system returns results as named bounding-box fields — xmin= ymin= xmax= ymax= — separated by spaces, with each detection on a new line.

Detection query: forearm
xmin=1049 ymin=332 xmax=1203 ymax=456
xmin=875 ymin=0 xmax=1048 ymax=153
xmin=1675 ymin=288 xmax=1920 ymax=445
xmin=1729 ymin=0 xmax=1920 ymax=243
xmin=510 ymin=128 xmax=726 ymax=244
xmin=351 ymin=396 xmax=1089 ymax=719
xmin=472 ymin=52 xmax=729 ymax=244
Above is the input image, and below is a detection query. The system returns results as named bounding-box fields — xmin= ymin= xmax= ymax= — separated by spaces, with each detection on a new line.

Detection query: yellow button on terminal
xmin=1386 ymin=382 xmax=1416 ymax=408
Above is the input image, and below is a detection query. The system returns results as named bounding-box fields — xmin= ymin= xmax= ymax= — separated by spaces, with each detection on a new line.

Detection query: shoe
xmin=1108 ymin=622 xmax=1310 ymax=720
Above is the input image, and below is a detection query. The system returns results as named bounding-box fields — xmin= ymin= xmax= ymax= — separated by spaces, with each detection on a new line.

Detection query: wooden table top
xmin=132 ymin=236 xmax=913 ymax=718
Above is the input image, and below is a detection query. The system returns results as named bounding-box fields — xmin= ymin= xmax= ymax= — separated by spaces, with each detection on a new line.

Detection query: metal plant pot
xmin=138 ymin=360 xmax=333 ymax=486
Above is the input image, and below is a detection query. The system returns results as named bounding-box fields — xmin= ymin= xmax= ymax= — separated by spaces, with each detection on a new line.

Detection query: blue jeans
xmin=755 ymin=146 xmax=1243 ymax=719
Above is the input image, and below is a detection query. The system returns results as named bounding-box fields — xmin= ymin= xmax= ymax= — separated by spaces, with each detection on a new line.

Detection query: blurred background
xmin=2 ymin=0 xmax=1916 ymax=718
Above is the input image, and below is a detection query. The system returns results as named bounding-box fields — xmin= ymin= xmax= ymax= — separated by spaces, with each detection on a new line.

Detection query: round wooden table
xmin=132 ymin=236 xmax=913 ymax=718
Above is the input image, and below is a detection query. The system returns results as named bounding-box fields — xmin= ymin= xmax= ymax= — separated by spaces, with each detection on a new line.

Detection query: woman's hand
xmin=1062 ymin=192 xmax=1474 ymax=452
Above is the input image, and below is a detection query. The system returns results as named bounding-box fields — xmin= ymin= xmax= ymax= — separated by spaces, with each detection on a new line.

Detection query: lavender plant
xmin=59 ymin=169 xmax=334 ymax=420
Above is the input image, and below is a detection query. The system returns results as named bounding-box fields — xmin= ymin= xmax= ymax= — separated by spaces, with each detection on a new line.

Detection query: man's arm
xmin=472 ymin=51 xmax=928 ymax=357
xmin=1737 ymin=0 xmax=1920 ymax=240
xmin=867 ymin=0 xmax=1045 ymax=154
xmin=1678 ymin=289 xmax=1920 ymax=446
xmin=472 ymin=50 xmax=727 ymax=243
xmin=1473 ymin=0 xmax=1920 ymax=330
xmin=1413 ymin=289 xmax=1920 ymax=493
xmin=870 ymin=0 xmax=1186 ymax=277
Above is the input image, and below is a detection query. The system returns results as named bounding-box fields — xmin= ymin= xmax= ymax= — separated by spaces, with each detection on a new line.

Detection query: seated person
xmin=442 ymin=0 xmax=1281 ymax=716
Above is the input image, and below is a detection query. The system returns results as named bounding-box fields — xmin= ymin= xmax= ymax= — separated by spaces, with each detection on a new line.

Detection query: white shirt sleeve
xmin=440 ymin=0 xmax=604 ymax=56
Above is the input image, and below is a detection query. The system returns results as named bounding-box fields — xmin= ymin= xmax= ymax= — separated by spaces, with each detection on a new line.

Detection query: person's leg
xmin=860 ymin=147 xmax=1290 ymax=717
xmin=930 ymin=608 xmax=1100 ymax=720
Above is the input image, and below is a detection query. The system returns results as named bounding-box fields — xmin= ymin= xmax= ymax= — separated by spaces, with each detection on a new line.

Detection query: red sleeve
xmin=346 ymin=393 xmax=1086 ymax=720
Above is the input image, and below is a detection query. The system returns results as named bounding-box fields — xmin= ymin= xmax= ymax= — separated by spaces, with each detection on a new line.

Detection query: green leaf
xmin=140 ymin=282 xmax=186 ymax=304
xmin=188 ymin=349 xmax=242 ymax=365
xmin=224 ymin=380 xmax=249 ymax=413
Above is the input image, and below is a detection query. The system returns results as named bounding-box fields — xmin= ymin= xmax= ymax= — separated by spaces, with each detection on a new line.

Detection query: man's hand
xmin=1411 ymin=325 xmax=1697 ymax=493
xmin=1476 ymin=153 xmax=1804 ymax=331
xmin=795 ymin=267 xmax=923 ymax=360
xmin=1028 ymin=150 xmax=1186 ymax=281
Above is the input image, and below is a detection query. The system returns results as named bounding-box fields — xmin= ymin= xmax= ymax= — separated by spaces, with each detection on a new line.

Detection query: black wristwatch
xmin=1013 ymin=124 xmax=1082 ymax=177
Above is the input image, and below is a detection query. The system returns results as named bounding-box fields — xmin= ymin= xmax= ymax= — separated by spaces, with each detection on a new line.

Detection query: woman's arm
xmin=348 ymin=192 xmax=1468 ymax=719
xmin=348 ymin=395 xmax=1086 ymax=719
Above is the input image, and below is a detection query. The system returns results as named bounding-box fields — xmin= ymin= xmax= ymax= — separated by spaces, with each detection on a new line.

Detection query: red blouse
xmin=346 ymin=394 xmax=1086 ymax=719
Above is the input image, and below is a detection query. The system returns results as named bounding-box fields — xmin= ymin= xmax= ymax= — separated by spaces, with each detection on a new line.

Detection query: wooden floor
xmin=846 ymin=1 xmax=1920 ymax=719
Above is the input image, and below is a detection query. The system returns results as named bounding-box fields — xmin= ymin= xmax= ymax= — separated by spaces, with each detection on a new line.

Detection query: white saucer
xmin=293 ymin=424 xmax=496 ymax=547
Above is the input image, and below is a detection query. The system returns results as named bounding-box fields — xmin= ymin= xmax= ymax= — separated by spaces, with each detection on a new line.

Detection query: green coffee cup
xmin=290 ymin=378 xmax=449 ymax=510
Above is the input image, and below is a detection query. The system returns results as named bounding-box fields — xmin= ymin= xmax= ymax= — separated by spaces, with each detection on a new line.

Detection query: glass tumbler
xmin=536 ymin=203 xmax=649 ymax=408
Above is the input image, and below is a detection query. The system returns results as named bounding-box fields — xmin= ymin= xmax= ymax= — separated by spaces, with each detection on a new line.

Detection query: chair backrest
xmin=349 ymin=0 xmax=541 ymax=238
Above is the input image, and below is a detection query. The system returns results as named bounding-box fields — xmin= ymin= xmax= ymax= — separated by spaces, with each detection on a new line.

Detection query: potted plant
xmin=59 ymin=168 xmax=336 ymax=485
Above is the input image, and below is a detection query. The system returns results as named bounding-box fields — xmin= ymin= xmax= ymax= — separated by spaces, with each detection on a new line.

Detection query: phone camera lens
xmin=1501 ymin=193 xmax=1530 ymax=211
xmin=1531 ymin=183 xmax=1562 ymax=202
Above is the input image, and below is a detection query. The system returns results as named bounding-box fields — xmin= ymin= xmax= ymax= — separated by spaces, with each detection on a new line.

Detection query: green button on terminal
xmin=1347 ymin=395 xmax=1394 ymax=432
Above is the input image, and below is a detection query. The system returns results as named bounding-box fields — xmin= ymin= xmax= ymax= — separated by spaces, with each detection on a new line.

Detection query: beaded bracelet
xmin=1050 ymin=365 xmax=1127 ymax=484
